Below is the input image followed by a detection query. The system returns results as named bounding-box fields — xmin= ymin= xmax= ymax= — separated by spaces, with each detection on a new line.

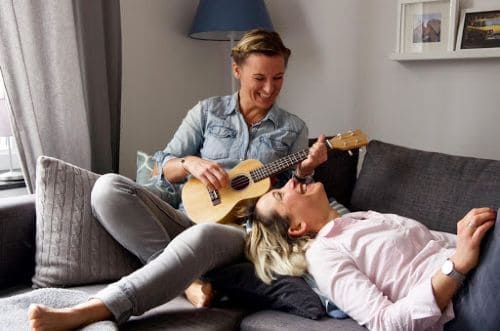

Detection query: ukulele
xmin=182 ymin=129 xmax=368 ymax=224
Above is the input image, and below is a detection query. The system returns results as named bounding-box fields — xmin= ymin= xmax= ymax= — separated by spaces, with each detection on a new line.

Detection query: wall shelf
xmin=390 ymin=48 xmax=500 ymax=61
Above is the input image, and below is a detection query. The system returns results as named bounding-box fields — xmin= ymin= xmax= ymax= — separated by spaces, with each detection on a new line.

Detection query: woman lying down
xmin=245 ymin=178 xmax=498 ymax=331
xmin=27 ymin=177 xmax=498 ymax=331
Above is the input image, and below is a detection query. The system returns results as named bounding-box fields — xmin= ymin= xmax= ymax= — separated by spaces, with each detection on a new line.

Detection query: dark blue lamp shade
xmin=190 ymin=0 xmax=274 ymax=41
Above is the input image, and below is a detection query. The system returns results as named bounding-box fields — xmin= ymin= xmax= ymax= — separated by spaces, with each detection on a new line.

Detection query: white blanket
xmin=0 ymin=288 xmax=117 ymax=331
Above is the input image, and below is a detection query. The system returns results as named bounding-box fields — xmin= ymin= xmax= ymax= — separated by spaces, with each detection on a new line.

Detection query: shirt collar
xmin=225 ymin=92 xmax=280 ymax=127
xmin=264 ymin=103 xmax=280 ymax=127
xmin=318 ymin=220 xmax=338 ymax=238
xmin=223 ymin=92 xmax=239 ymax=116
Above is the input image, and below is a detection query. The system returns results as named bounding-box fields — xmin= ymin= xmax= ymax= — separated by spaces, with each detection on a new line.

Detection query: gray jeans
xmin=90 ymin=174 xmax=245 ymax=323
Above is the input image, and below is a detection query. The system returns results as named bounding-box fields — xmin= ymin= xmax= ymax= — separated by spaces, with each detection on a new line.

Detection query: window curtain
xmin=0 ymin=0 xmax=121 ymax=193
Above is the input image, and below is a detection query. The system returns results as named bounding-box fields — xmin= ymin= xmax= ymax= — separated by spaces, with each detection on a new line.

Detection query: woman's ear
xmin=232 ymin=63 xmax=241 ymax=79
xmin=288 ymin=220 xmax=307 ymax=238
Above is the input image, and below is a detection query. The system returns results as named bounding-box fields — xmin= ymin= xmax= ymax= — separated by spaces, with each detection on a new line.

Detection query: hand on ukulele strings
xmin=297 ymin=134 xmax=328 ymax=176
xmin=183 ymin=156 xmax=229 ymax=190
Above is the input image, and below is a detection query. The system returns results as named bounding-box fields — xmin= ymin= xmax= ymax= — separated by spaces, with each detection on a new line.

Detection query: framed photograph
xmin=456 ymin=7 xmax=500 ymax=50
xmin=396 ymin=0 xmax=458 ymax=54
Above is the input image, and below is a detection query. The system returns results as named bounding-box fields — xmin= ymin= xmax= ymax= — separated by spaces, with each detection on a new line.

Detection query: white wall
xmin=120 ymin=0 xmax=228 ymax=177
xmin=120 ymin=0 xmax=500 ymax=177
xmin=265 ymin=0 xmax=364 ymax=138
xmin=270 ymin=0 xmax=500 ymax=160
xmin=355 ymin=0 xmax=500 ymax=160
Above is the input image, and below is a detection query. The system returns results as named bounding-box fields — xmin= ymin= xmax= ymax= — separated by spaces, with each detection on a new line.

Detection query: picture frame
xmin=456 ymin=7 xmax=500 ymax=50
xmin=396 ymin=0 xmax=458 ymax=54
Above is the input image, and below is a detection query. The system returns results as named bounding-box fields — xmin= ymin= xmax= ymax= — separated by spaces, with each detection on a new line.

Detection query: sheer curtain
xmin=0 ymin=0 xmax=121 ymax=193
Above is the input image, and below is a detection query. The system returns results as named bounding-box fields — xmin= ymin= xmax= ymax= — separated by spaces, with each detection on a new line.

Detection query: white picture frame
xmin=456 ymin=7 xmax=500 ymax=51
xmin=396 ymin=0 xmax=458 ymax=54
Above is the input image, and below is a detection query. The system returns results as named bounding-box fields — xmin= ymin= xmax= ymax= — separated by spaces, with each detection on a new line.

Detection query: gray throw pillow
xmin=32 ymin=156 xmax=141 ymax=288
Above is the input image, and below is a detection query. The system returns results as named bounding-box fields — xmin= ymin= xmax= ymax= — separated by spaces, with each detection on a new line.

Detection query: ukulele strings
xmin=225 ymin=149 xmax=310 ymax=187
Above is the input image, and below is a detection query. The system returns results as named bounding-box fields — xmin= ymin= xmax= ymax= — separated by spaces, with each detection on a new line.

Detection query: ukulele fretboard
xmin=250 ymin=149 xmax=309 ymax=182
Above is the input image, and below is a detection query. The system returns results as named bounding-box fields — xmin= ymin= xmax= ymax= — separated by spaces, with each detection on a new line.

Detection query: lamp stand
xmin=0 ymin=136 xmax=23 ymax=181
xmin=230 ymin=32 xmax=237 ymax=94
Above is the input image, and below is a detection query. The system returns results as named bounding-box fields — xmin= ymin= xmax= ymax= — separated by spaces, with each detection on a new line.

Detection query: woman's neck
xmin=238 ymin=93 xmax=270 ymax=126
xmin=328 ymin=208 xmax=341 ymax=221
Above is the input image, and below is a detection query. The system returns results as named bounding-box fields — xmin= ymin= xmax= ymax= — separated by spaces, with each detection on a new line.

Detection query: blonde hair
xmin=231 ymin=29 xmax=291 ymax=67
xmin=244 ymin=207 xmax=311 ymax=284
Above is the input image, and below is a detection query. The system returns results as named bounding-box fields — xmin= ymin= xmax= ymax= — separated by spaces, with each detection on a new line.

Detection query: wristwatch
xmin=441 ymin=258 xmax=466 ymax=286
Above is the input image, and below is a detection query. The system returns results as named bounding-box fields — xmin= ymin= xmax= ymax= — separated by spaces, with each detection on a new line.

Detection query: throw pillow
xmin=205 ymin=261 xmax=326 ymax=320
xmin=32 ymin=156 xmax=141 ymax=288
xmin=136 ymin=150 xmax=180 ymax=208
xmin=136 ymin=150 xmax=156 ymax=184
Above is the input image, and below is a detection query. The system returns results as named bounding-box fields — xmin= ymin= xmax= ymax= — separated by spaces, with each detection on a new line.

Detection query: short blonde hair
xmin=244 ymin=207 xmax=311 ymax=284
xmin=231 ymin=29 xmax=291 ymax=67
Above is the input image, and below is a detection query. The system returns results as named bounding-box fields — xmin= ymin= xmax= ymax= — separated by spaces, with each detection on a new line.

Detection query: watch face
xmin=442 ymin=260 xmax=453 ymax=275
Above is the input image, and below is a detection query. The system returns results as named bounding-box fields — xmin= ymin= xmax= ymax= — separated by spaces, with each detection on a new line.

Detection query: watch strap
xmin=443 ymin=259 xmax=466 ymax=286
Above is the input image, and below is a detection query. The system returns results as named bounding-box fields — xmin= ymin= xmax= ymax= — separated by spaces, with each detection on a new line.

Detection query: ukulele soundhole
xmin=231 ymin=175 xmax=250 ymax=191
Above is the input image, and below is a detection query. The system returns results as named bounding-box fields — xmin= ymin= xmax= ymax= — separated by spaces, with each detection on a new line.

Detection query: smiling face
xmin=233 ymin=53 xmax=285 ymax=113
xmin=256 ymin=179 xmax=334 ymax=237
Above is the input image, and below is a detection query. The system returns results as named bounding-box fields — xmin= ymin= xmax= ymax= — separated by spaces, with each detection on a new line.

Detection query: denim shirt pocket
xmin=201 ymin=124 xmax=237 ymax=160
xmin=257 ymin=135 xmax=290 ymax=163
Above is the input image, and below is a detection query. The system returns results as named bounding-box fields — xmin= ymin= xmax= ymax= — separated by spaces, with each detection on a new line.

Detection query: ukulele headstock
xmin=326 ymin=129 xmax=368 ymax=151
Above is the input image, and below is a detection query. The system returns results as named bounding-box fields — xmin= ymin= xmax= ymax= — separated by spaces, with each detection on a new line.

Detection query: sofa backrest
xmin=309 ymin=137 xmax=359 ymax=209
xmin=351 ymin=140 xmax=500 ymax=233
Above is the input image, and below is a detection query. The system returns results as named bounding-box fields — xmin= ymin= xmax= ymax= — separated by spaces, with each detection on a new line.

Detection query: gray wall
xmin=120 ymin=0 xmax=500 ymax=178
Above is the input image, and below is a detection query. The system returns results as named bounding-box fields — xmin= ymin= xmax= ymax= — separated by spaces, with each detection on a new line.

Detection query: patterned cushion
xmin=32 ymin=156 xmax=140 ymax=288
xmin=136 ymin=150 xmax=156 ymax=184
xmin=136 ymin=150 xmax=180 ymax=207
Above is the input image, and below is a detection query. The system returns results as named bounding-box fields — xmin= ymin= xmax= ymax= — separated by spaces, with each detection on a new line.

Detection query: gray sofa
xmin=1 ymin=139 xmax=499 ymax=330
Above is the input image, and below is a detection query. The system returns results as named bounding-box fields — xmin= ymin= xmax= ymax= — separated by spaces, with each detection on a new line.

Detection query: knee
xmin=91 ymin=173 xmax=132 ymax=216
xmin=179 ymin=223 xmax=245 ymax=254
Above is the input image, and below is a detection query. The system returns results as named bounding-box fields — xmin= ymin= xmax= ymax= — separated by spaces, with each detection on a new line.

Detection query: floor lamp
xmin=0 ymin=96 xmax=23 ymax=181
xmin=189 ymin=0 xmax=274 ymax=93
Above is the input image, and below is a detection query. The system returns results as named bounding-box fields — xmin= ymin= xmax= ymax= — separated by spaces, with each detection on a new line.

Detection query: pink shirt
xmin=306 ymin=211 xmax=457 ymax=331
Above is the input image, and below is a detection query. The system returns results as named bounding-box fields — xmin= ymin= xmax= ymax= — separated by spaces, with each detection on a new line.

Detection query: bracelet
xmin=180 ymin=158 xmax=190 ymax=175
xmin=292 ymin=170 xmax=315 ymax=184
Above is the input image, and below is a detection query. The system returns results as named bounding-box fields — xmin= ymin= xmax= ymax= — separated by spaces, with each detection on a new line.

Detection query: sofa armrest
xmin=0 ymin=194 xmax=36 ymax=288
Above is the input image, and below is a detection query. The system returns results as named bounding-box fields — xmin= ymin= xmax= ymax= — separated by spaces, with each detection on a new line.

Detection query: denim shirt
xmin=152 ymin=93 xmax=308 ymax=208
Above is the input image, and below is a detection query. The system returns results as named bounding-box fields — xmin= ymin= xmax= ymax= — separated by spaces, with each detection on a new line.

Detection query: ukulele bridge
xmin=208 ymin=188 xmax=221 ymax=206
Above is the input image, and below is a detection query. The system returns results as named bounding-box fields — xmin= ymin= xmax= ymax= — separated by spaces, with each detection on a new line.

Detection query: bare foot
xmin=184 ymin=279 xmax=214 ymax=308
xmin=28 ymin=299 xmax=112 ymax=331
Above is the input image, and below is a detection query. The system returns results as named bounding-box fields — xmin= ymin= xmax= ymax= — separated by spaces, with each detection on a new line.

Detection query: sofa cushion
xmin=351 ymin=140 xmax=500 ymax=233
xmin=32 ymin=156 xmax=140 ymax=288
xmin=205 ymin=262 xmax=325 ymax=320
xmin=240 ymin=310 xmax=365 ymax=331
